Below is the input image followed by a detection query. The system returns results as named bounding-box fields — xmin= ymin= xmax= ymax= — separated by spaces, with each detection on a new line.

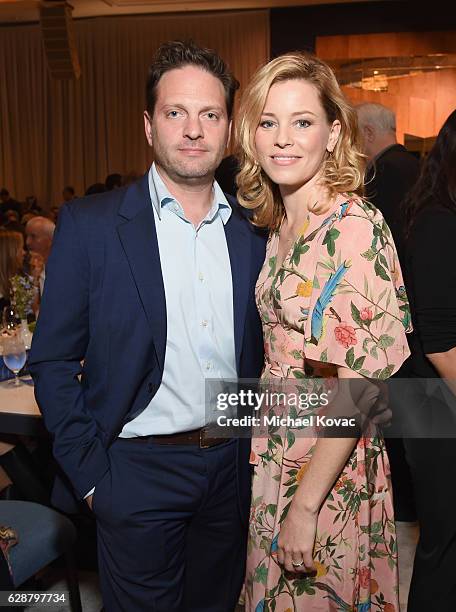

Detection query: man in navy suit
xmin=29 ymin=41 xmax=266 ymax=611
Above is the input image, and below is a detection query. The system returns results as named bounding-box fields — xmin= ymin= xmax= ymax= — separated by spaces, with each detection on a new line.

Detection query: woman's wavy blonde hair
xmin=236 ymin=52 xmax=365 ymax=230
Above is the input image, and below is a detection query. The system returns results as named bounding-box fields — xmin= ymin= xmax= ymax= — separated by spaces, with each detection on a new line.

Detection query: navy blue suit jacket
xmin=28 ymin=174 xmax=266 ymax=520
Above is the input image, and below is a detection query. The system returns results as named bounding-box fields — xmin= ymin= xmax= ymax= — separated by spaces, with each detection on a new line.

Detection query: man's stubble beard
xmin=151 ymin=127 xmax=227 ymax=183
xmin=156 ymin=152 xmax=218 ymax=181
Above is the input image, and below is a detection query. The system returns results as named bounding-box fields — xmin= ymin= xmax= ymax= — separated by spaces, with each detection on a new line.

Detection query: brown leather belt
xmin=126 ymin=427 xmax=230 ymax=449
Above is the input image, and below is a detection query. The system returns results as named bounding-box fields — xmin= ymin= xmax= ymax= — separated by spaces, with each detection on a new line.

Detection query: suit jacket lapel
xmin=224 ymin=210 xmax=251 ymax=373
xmin=116 ymin=175 xmax=167 ymax=372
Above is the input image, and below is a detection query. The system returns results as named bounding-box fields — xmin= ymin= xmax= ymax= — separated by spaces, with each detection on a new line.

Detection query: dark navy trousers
xmin=93 ymin=437 xmax=247 ymax=612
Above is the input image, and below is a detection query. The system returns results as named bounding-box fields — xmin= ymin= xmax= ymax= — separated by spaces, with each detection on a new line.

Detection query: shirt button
xmin=205 ymin=362 xmax=212 ymax=370
xmin=201 ymin=320 xmax=208 ymax=327
xmin=198 ymin=272 xmax=204 ymax=282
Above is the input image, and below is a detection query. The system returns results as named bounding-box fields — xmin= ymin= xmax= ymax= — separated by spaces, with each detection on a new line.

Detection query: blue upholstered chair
xmin=0 ymin=501 xmax=82 ymax=611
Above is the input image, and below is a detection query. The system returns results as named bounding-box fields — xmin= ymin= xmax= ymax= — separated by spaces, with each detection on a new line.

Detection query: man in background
xmin=356 ymin=102 xmax=420 ymax=522
xmin=105 ymin=173 xmax=122 ymax=191
xmin=356 ymin=102 xmax=420 ymax=264
xmin=62 ymin=186 xmax=76 ymax=202
xmin=0 ymin=188 xmax=21 ymax=225
xmin=2 ymin=210 xmax=23 ymax=235
xmin=215 ymin=155 xmax=239 ymax=197
xmin=25 ymin=216 xmax=55 ymax=295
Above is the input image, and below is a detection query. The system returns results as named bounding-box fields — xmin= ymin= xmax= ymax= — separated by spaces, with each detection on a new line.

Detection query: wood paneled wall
xmin=316 ymin=31 xmax=456 ymax=141
xmin=316 ymin=31 xmax=456 ymax=59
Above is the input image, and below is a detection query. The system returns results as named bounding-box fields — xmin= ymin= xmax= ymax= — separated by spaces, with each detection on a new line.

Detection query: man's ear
xmin=364 ymin=124 xmax=375 ymax=143
xmin=144 ymin=111 xmax=153 ymax=147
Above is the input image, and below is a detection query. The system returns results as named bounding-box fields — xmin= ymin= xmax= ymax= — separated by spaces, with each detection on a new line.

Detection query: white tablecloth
xmin=0 ymin=379 xmax=40 ymax=416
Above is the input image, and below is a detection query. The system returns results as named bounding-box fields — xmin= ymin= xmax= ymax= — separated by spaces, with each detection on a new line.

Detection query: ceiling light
xmin=361 ymin=74 xmax=388 ymax=91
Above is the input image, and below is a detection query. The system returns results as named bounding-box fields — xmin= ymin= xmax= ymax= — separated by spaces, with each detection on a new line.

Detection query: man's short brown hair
xmin=146 ymin=40 xmax=239 ymax=119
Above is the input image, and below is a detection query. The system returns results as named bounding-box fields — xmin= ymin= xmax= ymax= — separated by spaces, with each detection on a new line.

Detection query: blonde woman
xmin=236 ymin=53 xmax=411 ymax=611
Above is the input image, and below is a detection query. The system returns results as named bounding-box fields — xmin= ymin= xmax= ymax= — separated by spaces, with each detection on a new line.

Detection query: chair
xmin=0 ymin=501 xmax=82 ymax=612
xmin=0 ymin=443 xmax=51 ymax=505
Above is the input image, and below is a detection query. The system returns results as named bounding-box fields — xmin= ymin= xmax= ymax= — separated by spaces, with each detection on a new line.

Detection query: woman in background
xmin=0 ymin=230 xmax=25 ymax=314
xmin=0 ymin=229 xmax=48 ymax=503
xmin=236 ymin=52 xmax=411 ymax=611
xmin=404 ymin=108 xmax=456 ymax=612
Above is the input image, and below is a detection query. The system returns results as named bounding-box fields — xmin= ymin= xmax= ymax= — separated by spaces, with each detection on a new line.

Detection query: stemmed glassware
xmin=2 ymin=332 xmax=26 ymax=385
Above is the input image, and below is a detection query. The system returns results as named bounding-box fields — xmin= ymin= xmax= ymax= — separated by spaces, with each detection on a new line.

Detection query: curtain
xmin=0 ymin=10 xmax=269 ymax=208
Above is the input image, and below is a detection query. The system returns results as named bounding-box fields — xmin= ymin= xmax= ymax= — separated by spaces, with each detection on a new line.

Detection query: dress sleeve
xmin=407 ymin=209 xmax=456 ymax=354
xmin=304 ymin=208 xmax=411 ymax=379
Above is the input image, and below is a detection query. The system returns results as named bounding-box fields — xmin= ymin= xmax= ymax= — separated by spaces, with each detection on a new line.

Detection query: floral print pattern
xmin=246 ymin=195 xmax=411 ymax=612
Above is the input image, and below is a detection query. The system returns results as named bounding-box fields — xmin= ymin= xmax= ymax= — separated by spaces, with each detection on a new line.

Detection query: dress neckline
xmin=274 ymin=193 xmax=352 ymax=270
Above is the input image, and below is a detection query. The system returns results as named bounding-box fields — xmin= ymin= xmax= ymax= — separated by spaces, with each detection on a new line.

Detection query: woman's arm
xmin=277 ymin=206 xmax=408 ymax=572
xmin=277 ymin=367 xmax=380 ymax=572
xmin=427 ymin=347 xmax=456 ymax=396
xmin=408 ymin=209 xmax=456 ymax=385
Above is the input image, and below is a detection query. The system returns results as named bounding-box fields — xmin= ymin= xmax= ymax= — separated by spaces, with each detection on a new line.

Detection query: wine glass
xmin=2 ymin=333 xmax=26 ymax=386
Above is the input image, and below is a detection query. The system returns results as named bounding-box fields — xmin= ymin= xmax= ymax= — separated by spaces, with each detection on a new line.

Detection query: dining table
xmin=0 ymin=378 xmax=46 ymax=436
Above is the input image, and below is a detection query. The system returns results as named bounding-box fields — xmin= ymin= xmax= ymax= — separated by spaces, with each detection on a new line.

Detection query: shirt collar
xmin=148 ymin=162 xmax=231 ymax=225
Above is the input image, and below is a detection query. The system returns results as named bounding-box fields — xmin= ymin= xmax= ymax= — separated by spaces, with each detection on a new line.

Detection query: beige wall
xmin=0 ymin=10 xmax=270 ymax=207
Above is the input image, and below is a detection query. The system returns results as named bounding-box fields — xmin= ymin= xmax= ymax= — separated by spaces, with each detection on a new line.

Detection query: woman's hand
xmin=277 ymin=501 xmax=317 ymax=573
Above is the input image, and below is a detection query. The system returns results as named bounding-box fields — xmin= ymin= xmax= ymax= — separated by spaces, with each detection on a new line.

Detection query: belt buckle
xmin=199 ymin=428 xmax=211 ymax=449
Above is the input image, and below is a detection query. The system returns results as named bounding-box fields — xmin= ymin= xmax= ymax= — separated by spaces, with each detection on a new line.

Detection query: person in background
xmin=356 ymin=102 xmax=419 ymax=522
xmin=105 ymin=173 xmax=122 ymax=191
xmin=215 ymin=155 xmax=239 ymax=196
xmin=236 ymin=52 xmax=411 ymax=611
xmin=2 ymin=210 xmax=24 ymax=236
xmin=29 ymin=40 xmax=265 ymax=611
xmin=356 ymin=102 xmax=419 ymax=265
xmin=0 ymin=189 xmax=21 ymax=225
xmin=62 ymin=186 xmax=76 ymax=202
xmin=0 ymin=230 xmax=24 ymax=313
xmin=122 ymin=170 xmax=142 ymax=186
xmin=49 ymin=205 xmax=61 ymax=224
xmin=0 ymin=230 xmax=48 ymax=503
xmin=84 ymin=182 xmax=106 ymax=196
xmin=24 ymin=217 xmax=55 ymax=296
xmin=23 ymin=196 xmax=42 ymax=216
xmin=403 ymin=108 xmax=456 ymax=612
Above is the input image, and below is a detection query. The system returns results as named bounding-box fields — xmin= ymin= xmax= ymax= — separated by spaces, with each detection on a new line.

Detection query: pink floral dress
xmin=246 ymin=194 xmax=411 ymax=612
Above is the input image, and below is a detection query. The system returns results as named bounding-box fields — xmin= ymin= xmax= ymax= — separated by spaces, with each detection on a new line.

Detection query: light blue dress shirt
xmin=120 ymin=164 xmax=237 ymax=436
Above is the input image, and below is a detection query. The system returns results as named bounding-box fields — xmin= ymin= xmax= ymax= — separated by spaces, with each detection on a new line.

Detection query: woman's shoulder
xmin=325 ymin=194 xmax=393 ymax=259
xmin=346 ymin=194 xmax=381 ymax=218
xmin=334 ymin=193 xmax=383 ymax=231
